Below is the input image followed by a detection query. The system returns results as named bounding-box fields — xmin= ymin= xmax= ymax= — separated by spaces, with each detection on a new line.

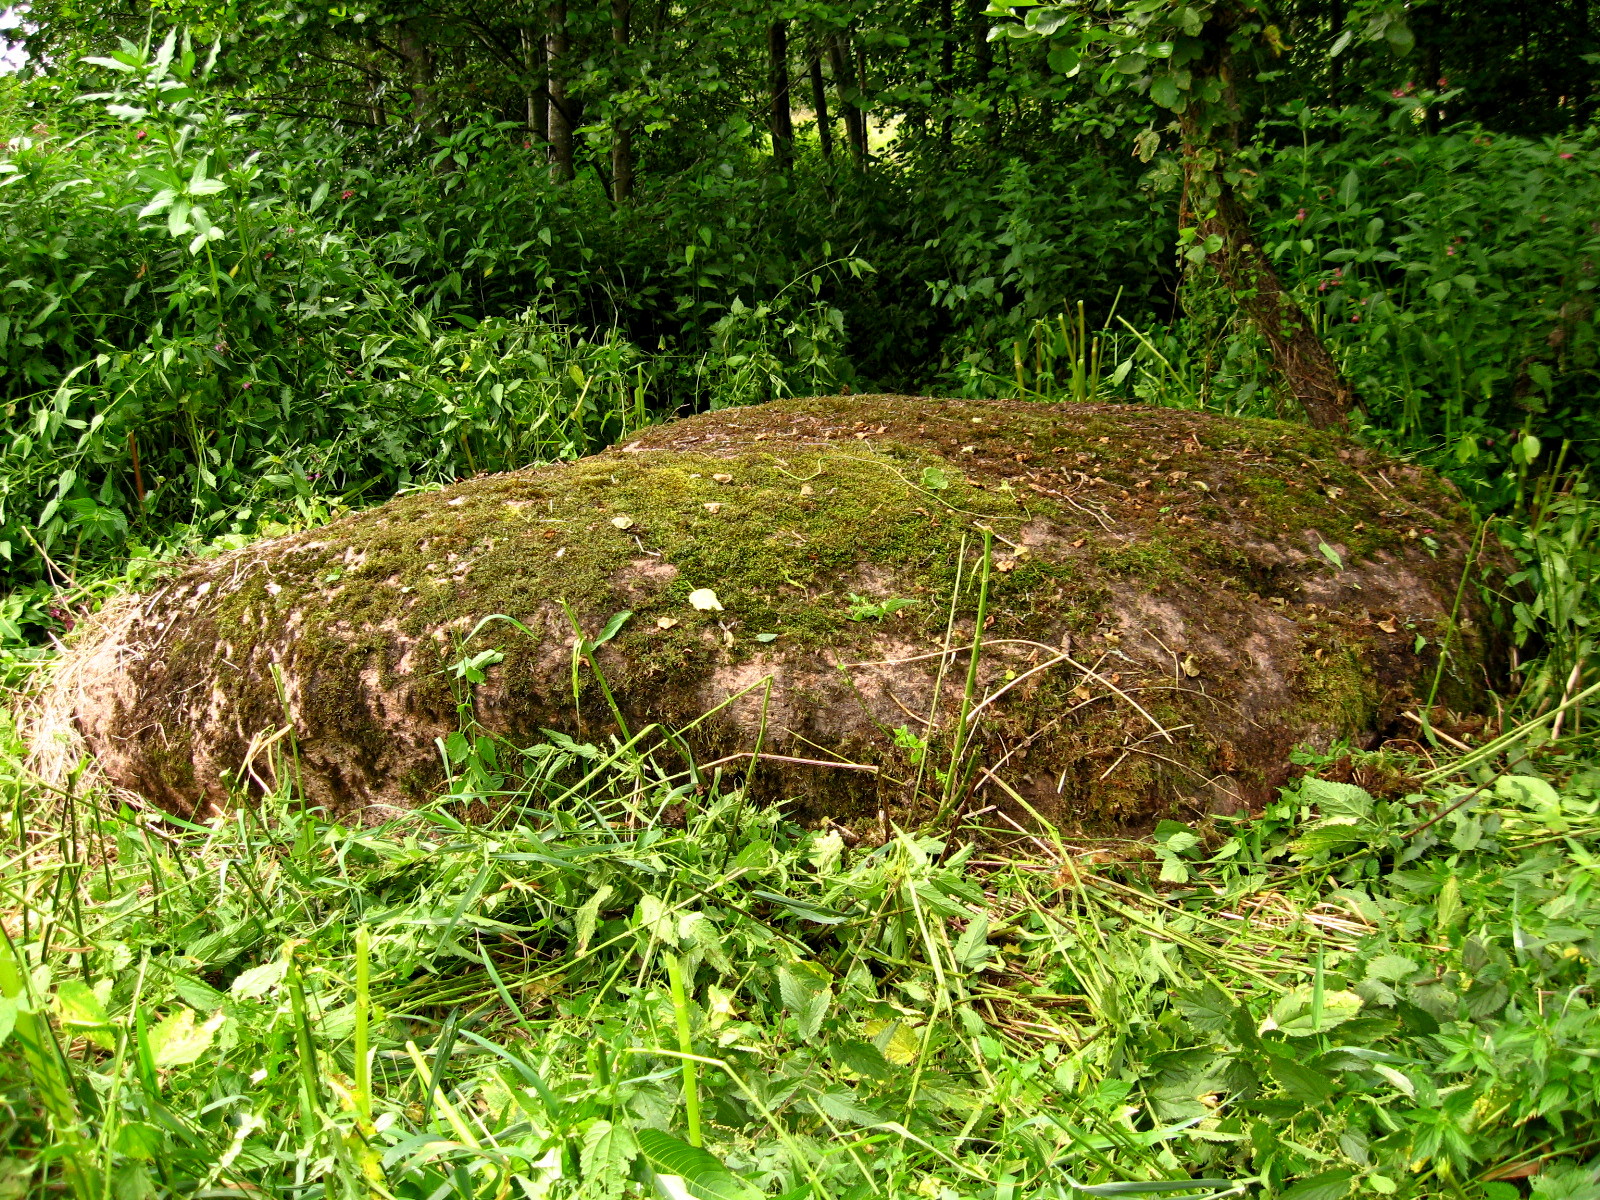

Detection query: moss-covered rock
xmin=55 ymin=395 xmax=1503 ymax=828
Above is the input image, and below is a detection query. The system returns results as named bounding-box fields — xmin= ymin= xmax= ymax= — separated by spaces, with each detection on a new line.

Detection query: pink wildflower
xmin=1296 ymin=208 xmax=1307 ymax=222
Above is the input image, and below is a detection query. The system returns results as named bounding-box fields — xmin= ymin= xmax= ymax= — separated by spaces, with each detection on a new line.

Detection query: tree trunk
xmin=1327 ymin=0 xmax=1344 ymax=105
xmin=523 ymin=26 xmax=548 ymax=147
xmin=1178 ymin=118 xmax=1356 ymax=429
xmin=809 ymin=47 xmax=833 ymax=159
xmin=827 ymin=33 xmax=867 ymax=166
xmin=547 ymin=0 xmax=575 ymax=182
xmin=938 ymin=0 xmax=954 ymax=152
xmin=769 ymin=20 xmax=794 ymax=170
xmin=612 ymin=0 xmax=634 ymax=200
xmin=395 ymin=21 xmax=441 ymax=134
xmin=1577 ymin=0 xmax=1594 ymax=124
xmin=968 ymin=0 xmax=994 ymax=138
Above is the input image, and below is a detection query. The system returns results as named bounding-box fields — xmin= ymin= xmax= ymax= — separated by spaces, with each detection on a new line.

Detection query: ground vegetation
xmin=2 ymin=1 xmax=1600 ymax=1197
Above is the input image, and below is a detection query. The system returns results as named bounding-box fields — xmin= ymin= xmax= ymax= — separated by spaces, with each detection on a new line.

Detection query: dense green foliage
xmin=0 ymin=0 xmax=1597 ymax=626
xmin=5 ymin=0 xmax=1600 ymax=1196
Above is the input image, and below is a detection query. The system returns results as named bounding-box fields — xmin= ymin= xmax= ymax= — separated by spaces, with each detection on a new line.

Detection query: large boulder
xmin=46 ymin=395 xmax=1501 ymax=828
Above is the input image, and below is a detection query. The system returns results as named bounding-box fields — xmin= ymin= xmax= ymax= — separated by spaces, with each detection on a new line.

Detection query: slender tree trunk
xmin=938 ymin=0 xmax=954 ymax=152
xmin=1328 ymin=0 xmax=1344 ymax=105
xmin=769 ymin=20 xmax=794 ymax=170
xmin=547 ymin=0 xmax=575 ymax=182
xmin=1177 ymin=32 xmax=1356 ymax=429
xmin=968 ymin=0 xmax=994 ymax=138
xmin=523 ymin=26 xmax=548 ymax=147
xmin=1578 ymin=0 xmax=1594 ymax=123
xmin=611 ymin=0 xmax=634 ymax=200
xmin=396 ymin=21 xmax=441 ymax=134
xmin=827 ymin=32 xmax=867 ymax=165
xmin=809 ymin=46 xmax=834 ymax=159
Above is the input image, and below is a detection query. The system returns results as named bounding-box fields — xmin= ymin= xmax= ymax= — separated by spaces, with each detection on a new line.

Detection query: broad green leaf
xmin=952 ymin=914 xmax=995 ymax=971
xmin=167 ymin=200 xmax=191 ymax=238
xmin=1383 ymin=19 xmax=1415 ymax=55
xmin=138 ymin=189 xmax=177 ymax=218
xmin=1172 ymin=983 xmax=1235 ymax=1033
xmin=814 ymin=1089 xmax=887 ymax=1127
xmin=1299 ymin=777 xmax=1373 ymax=819
xmin=231 ymin=959 xmax=287 ymax=999
xmin=1266 ymin=987 xmax=1363 ymax=1036
xmin=113 ymin=1121 xmax=162 ymax=1160
xmin=147 ymin=1006 xmax=226 ymax=1068
xmin=1280 ymin=1169 xmax=1354 ymax=1200
xmin=1157 ymin=851 xmax=1190 ymax=883
xmin=637 ymin=893 xmax=676 ymax=942
xmin=867 ymin=1018 xmax=921 ymax=1065
xmin=1496 ymin=774 xmax=1561 ymax=812
xmin=574 ymin=884 xmax=614 ymax=953
xmin=637 ymin=1130 xmax=761 ymax=1200
xmin=680 ymin=911 xmax=733 ymax=974
xmin=808 ymin=829 xmax=845 ymax=874
xmin=55 ymin=979 xmax=114 ymax=1050
xmin=594 ymin=610 xmax=632 ymax=645
xmin=1363 ymin=954 xmax=1418 ymax=983
xmin=1047 ymin=45 xmax=1081 ymax=74
xmin=831 ymin=1038 xmax=894 ymax=1081
xmin=579 ymin=1119 xmax=637 ymax=1200
xmin=778 ymin=961 xmax=833 ymax=1042
xmin=1266 ymin=1054 xmax=1339 ymax=1104
xmin=1289 ymin=819 xmax=1376 ymax=857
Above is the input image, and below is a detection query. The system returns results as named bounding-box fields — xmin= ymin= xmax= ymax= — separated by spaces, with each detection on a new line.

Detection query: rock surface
xmin=48 ymin=394 xmax=1502 ymax=827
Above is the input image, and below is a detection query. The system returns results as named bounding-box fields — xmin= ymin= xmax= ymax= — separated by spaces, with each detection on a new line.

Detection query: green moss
xmin=1292 ymin=638 xmax=1381 ymax=740
xmin=1095 ymin=535 xmax=1186 ymax=583
xmin=133 ymin=393 xmax=1496 ymax=826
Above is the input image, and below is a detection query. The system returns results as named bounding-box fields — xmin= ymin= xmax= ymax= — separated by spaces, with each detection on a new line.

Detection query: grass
xmin=5 ymin=610 xmax=1600 ymax=1200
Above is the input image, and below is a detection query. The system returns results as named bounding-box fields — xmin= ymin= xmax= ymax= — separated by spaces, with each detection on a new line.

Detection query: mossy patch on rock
xmin=54 ymin=395 xmax=1503 ymax=830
